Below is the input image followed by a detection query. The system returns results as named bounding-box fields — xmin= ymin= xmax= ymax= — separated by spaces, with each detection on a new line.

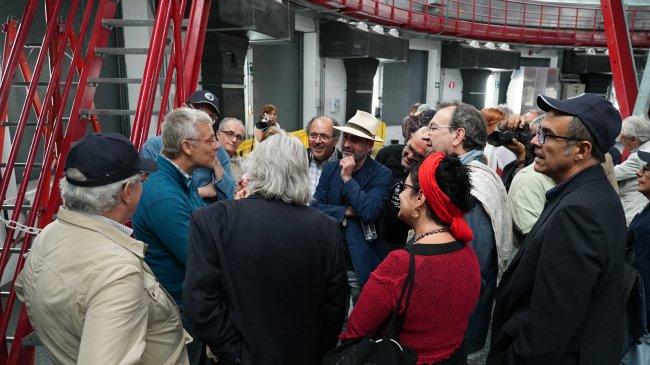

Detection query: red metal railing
xmin=309 ymin=0 xmax=650 ymax=47
xmin=0 ymin=1 xmax=210 ymax=363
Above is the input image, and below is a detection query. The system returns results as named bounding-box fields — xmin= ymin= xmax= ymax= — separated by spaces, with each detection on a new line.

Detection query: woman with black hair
xmin=340 ymin=152 xmax=481 ymax=365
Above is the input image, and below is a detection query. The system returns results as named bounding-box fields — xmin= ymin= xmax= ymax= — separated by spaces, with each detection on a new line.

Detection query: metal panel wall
xmin=251 ymin=32 xmax=303 ymax=132
xmin=381 ymin=50 xmax=428 ymax=126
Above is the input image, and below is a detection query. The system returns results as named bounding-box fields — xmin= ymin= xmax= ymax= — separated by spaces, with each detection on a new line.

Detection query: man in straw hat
xmin=312 ymin=110 xmax=392 ymax=304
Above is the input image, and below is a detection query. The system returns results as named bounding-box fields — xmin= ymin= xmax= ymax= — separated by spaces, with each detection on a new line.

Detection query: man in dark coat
xmin=311 ymin=110 xmax=392 ymax=304
xmin=183 ymin=134 xmax=348 ymax=365
xmin=488 ymin=93 xmax=626 ymax=365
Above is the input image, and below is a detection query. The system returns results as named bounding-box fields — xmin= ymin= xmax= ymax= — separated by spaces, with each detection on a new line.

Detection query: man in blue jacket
xmin=311 ymin=110 xmax=392 ymax=304
xmin=133 ymin=107 xmax=216 ymax=364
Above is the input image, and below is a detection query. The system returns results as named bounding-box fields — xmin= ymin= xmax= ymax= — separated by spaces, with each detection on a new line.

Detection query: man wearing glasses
xmin=488 ymin=93 xmax=626 ymax=365
xmin=305 ymin=116 xmax=342 ymax=197
xmin=424 ymin=102 xmax=512 ymax=356
xmin=376 ymin=126 xmax=430 ymax=251
xmin=216 ymin=117 xmax=246 ymax=182
xmin=133 ymin=107 xmax=217 ymax=365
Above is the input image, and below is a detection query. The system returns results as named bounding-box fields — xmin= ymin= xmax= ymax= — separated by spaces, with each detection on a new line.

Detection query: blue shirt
xmin=140 ymin=135 xmax=235 ymax=200
xmin=132 ymin=155 xmax=206 ymax=304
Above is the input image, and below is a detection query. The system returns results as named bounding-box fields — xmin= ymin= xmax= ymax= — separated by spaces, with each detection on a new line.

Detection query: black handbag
xmin=322 ymin=249 xmax=418 ymax=365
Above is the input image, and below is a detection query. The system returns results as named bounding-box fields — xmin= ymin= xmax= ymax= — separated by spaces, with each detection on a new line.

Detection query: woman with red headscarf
xmin=340 ymin=152 xmax=481 ymax=364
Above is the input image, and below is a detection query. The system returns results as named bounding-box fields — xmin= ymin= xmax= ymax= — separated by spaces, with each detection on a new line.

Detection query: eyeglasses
xmin=427 ymin=124 xmax=452 ymax=131
xmin=397 ymin=181 xmax=416 ymax=193
xmin=186 ymin=136 xmax=218 ymax=145
xmin=219 ymin=130 xmax=244 ymax=142
xmin=308 ymin=133 xmax=334 ymax=142
xmin=404 ymin=143 xmax=425 ymax=161
xmin=536 ymin=129 xmax=580 ymax=145
xmin=139 ymin=172 xmax=149 ymax=182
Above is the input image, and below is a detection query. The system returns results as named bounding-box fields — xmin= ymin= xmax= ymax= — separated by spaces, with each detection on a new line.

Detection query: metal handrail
xmin=309 ymin=0 xmax=650 ymax=47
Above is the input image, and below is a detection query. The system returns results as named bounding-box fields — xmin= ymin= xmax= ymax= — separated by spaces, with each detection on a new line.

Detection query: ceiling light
xmin=484 ymin=42 xmax=496 ymax=50
xmin=356 ymin=22 xmax=368 ymax=32
xmin=388 ymin=28 xmax=399 ymax=37
xmin=371 ymin=25 xmax=384 ymax=34
xmin=468 ymin=40 xmax=480 ymax=48
xmin=498 ymin=43 xmax=510 ymax=51
xmin=586 ymin=48 xmax=596 ymax=55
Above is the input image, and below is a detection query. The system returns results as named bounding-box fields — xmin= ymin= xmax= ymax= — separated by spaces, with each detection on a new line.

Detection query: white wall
xmin=303 ymin=32 xmax=320 ymax=127
xmin=409 ymin=38 xmax=442 ymax=107
xmin=121 ymin=1 xmax=154 ymax=135
xmin=441 ymin=68 xmax=463 ymax=103
xmin=323 ymin=58 xmax=347 ymax=124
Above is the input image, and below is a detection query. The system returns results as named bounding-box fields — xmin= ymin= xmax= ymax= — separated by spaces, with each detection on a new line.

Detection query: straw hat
xmin=334 ymin=110 xmax=383 ymax=142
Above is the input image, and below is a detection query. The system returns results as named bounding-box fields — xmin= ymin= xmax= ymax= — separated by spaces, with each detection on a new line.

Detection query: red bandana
xmin=418 ymin=152 xmax=474 ymax=243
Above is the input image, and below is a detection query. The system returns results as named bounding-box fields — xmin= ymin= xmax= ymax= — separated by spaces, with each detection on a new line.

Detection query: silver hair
xmin=218 ymin=117 xmax=244 ymax=130
xmin=621 ymin=115 xmax=650 ymax=144
xmin=161 ymin=107 xmax=214 ymax=158
xmin=242 ymin=132 xmax=310 ymax=205
xmin=60 ymin=171 xmax=140 ymax=214
xmin=305 ymin=116 xmax=341 ymax=140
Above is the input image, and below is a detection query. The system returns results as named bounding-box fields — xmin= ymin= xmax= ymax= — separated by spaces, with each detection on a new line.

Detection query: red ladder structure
xmin=0 ymin=0 xmax=210 ymax=363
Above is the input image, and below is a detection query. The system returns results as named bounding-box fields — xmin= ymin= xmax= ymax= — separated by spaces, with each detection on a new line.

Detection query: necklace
xmin=413 ymin=227 xmax=449 ymax=244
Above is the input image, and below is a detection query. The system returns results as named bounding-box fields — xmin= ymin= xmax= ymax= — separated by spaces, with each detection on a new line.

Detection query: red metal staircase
xmin=0 ymin=0 xmax=210 ymax=363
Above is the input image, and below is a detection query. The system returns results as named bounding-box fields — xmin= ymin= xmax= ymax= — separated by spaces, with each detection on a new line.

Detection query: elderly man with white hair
xmin=615 ymin=115 xmax=650 ymax=224
xmin=184 ymin=133 xmax=348 ymax=364
xmin=133 ymin=107 xmax=217 ymax=364
xmin=16 ymin=133 xmax=190 ymax=364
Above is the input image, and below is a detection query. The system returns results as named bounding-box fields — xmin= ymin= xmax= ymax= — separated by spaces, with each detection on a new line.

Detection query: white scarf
xmin=467 ymin=160 xmax=515 ymax=279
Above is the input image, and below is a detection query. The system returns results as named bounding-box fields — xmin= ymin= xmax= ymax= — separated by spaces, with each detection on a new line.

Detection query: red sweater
xmin=341 ymin=242 xmax=481 ymax=364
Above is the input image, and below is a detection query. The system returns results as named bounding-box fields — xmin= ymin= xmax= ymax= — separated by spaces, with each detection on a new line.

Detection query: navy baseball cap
xmin=639 ymin=150 xmax=650 ymax=163
xmin=536 ymin=93 xmax=622 ymax=152
xmin=65 ymin=133 xmax=157 ymax=187
xmin=186 ymin=90 xmax=220 ymax=115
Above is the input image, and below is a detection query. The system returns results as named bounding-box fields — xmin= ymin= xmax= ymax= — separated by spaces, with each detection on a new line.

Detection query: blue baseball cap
xmin=536 ymin=93 xmax=622 ymax=152
xmin=638 ymin=150 xmax=650 ymax=163
xmin=65 ymin=133 xmax=157 ymax=187
xmin=186 ymin=90 xmax=220 ymax=115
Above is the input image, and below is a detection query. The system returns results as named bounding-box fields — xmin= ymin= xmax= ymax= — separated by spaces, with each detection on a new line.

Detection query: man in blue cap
xmin=140 ymin=90 xmax=235 ymax=201
xmin=488 ymin=93 xmax=627 ymax=365
xmin=15 ymin=134 xmax=192 ymax=364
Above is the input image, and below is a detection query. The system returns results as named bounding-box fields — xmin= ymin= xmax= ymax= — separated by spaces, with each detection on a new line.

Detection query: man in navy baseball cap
xmin=489 ymin=93 xmax=627 ymax=364
xmin=186 ymin=90 xmax=220 ymax=121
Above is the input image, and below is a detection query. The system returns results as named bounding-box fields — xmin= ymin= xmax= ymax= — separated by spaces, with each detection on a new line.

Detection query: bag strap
xmin=382 ymin=248 xmax=416 ymax=341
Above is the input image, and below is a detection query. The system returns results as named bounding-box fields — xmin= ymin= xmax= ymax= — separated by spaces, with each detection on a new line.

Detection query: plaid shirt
xmin=309 ymin=150 xmax=340 ymax=197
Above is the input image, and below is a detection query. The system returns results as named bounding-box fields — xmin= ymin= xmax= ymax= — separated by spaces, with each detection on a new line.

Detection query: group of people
xmin=13 ymin=89 xmax=650 ymax=365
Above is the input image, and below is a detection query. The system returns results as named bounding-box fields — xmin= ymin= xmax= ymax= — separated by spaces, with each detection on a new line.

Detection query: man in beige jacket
xmin=15 ymin=133 xmax=190 ymax=365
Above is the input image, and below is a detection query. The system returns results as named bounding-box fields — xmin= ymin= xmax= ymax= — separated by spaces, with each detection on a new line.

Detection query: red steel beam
xmin=601 ymin=0 xmax=637 ymax=118
xmin=0 ymin=0 xmax=38 ymax=125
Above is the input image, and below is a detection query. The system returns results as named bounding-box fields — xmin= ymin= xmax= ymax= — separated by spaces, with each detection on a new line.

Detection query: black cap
xmin=419 ymin=109 xmax=437 ymax=126
xmin=186 ymin=90 xmax=220 ymax=115
xmin=638 ymin=150 xmax=650 ymax=163
xmin=536 ymin=93 xmax=622 ymax=152
xmin=65 ymin=133 xmax=157 ymax=187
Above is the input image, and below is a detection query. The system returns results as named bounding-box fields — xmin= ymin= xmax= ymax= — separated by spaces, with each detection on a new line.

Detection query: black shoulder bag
xmin=322 ymin=249 xmax=418 ymax=365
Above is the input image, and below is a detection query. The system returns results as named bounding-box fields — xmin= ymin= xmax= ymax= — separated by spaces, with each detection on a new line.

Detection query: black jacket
xmin=488 ymin=164 xmax=626 ymax=365
xmin=183 ymin=195 xmax=348 ymax=365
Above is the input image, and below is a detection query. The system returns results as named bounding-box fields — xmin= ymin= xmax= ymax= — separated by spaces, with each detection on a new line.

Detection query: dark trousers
xmin=181 ymin=310 xmax=211 ymax=365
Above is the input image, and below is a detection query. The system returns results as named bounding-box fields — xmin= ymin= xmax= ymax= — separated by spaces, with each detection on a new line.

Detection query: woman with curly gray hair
xmin=615 ymin=115 xmax=650 ymax=225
